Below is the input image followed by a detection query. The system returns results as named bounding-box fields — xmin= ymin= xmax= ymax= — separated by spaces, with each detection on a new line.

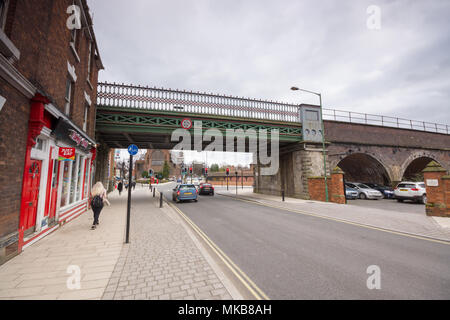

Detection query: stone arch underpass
xmin=328 ymin=145 xmax=450 ymax=187
xmin=333 ymin=153 xmax=392 ymax=185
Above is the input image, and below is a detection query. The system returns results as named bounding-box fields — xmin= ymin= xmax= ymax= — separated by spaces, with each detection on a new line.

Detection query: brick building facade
xmin=134 ymin=149 xmax=182 ymax=179
xmin=0 ymin=0 xmax=103 ymax=264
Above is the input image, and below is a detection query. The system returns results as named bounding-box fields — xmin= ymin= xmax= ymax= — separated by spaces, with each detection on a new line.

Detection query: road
xmin=158 ymin=182 xmax=450 ymax=299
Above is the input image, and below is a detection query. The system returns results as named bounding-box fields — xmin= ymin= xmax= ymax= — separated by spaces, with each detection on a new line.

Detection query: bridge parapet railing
xmin=97 ymin=82 xmax=300 ymax=123
xmin=96 ymin=83 xmax=449 ymax=134
xmin=323 ymin=108 xmax=449 ymax=134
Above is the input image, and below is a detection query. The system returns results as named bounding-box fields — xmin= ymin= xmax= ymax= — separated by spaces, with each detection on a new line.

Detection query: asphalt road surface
xmin=158 ymin=183 xmax=450 ymax=299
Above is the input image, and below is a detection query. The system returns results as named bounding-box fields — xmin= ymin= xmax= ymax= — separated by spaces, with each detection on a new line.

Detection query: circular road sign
xmin=181 ymin=118 xmax=193 ymax=130
xmin=128 ymin=144 xmax=139 ymax=156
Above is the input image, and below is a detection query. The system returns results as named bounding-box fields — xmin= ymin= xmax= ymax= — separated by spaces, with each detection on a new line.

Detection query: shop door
xmin=23 ymin=160 xmax=42 ymax=235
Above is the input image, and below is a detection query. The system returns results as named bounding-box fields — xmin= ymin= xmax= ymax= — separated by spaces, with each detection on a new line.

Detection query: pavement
xmin=0 ymin=187 xmax=241 ymax=300
xmin=158 ymin=184 xmax=450 ymax=299
xmin=214 ymin=186 xmax=450 ymax=242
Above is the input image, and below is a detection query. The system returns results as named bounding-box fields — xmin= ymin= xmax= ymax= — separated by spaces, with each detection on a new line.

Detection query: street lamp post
xmin=291 ymin=86 xmax=329 ymax=202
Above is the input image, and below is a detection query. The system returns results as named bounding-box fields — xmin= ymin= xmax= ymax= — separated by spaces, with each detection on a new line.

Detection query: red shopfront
xmin=18 ymin=94 xmax=97 ymax=251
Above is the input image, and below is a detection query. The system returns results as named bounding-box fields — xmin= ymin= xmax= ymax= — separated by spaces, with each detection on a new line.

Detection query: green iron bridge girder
xmin=95 ymin=106 xmax=303 ymax=149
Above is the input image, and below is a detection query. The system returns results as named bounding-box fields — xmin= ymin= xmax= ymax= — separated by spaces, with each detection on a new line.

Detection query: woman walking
xmin=117 ymin=181 xmax=123 ymax=195
xmin=90 ymin=182 xmax=110 ymax=230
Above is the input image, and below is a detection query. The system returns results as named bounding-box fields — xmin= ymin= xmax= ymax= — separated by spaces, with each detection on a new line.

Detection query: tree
xmin=162 ymin=161 xmax=170 ymax=179
xmin=142 ymin=171 xmax=148 ymax=178
xmin=210 ymin=163 xmax=219 ymax=172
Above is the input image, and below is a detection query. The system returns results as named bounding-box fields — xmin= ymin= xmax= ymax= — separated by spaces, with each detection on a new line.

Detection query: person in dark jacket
xmin=132 ymin=181 xmax=136 ymax=190
xmin=118 ymin=181 xmax=123 ymax=195
xmin=90 ymin=182 xmax=110 ymax=230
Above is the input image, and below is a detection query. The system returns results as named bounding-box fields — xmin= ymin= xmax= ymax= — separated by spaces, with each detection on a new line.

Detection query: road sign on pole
xmin=125 ymin=144 xmax=138 ymax=244
xmin=125 ymin=153 xmax=133 ymax=244
xmin=128 ymin=144 xmax=138 ymax=156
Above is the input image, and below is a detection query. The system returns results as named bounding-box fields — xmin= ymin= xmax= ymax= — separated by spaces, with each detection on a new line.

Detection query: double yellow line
xmin=167 ymin=201 xmax=270 ymax=300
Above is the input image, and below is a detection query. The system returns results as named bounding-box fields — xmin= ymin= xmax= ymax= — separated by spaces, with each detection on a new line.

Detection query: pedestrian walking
xmin=132 ymin=181 xmax=136 ymax=190
xmin=90 ymin=182 xmax=110 ymax=230
xmin=118 ymin=181 xmax=123 ymax=195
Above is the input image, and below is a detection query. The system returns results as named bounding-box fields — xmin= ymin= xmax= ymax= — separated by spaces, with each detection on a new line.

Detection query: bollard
xmin=282 ymin=190 xmax=285 ymax=202
xmin=160 ymin=192 xmax=163 ymax=208
xmin=153 ymin=188 xmax=155 ymax=197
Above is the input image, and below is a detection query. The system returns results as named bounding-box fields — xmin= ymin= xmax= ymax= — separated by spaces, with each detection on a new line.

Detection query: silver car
xmin=346 ymin=182 xmax=384 ymax=200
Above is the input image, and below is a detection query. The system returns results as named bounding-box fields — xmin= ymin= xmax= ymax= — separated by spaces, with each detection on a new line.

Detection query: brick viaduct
xmin=255 ymin=121 xmax=450 ymax=199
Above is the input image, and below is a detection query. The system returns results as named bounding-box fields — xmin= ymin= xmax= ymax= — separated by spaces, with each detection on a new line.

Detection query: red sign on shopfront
xmin=58 ymin=147 xmax=76 ymax=161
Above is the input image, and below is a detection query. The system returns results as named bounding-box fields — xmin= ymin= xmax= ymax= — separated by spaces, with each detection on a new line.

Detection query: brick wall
xmin=208 ymin=176 xmax=254 ymax=187
xmin=0 ymin=0 xmax=102 ymax=263
xmin=307 ymin=169 xmax=346 ymax=204
xmin=423 ymin=161 xmax=449 ymax=217
xmin=0 ymin=79 xmax=29 ymax=261
xmin=6 ymin=0 xmax=100 ymax=136
xmin=325 ymin=121 xmax=450 ymax=150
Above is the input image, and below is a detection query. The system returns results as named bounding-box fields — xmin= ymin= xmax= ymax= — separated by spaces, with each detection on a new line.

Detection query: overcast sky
xmin=88 ymin=0 xmax=450 ymax=165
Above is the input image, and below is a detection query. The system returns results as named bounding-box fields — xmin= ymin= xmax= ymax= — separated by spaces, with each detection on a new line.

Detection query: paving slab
xmin=102 ymin=189 xmax=242 ymax=300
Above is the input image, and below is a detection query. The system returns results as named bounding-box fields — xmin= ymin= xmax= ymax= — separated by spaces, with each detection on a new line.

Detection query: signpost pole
xmin=125 ymin=144 xmax=138 ymax=244
xmin=125 ymin=154 xmax=133 ymax=244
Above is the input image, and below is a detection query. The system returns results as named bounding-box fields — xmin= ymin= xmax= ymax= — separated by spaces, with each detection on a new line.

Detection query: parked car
xmin=394 ymin=182 xmax=427 ymax=204
xmin=199 ymin=183 xmax=214 ymax=196
xmin=345 ymin=182 xmax=384 ymax=200
xmin=364 ymin=183 xmax=394 ymax=199
xmin=172 ymin=184 xmax=198 ymax=203
xmin=345 ymin=186 xmax=359 ymax=200
xmin=176 ymin=178 xmax=182 ymax=183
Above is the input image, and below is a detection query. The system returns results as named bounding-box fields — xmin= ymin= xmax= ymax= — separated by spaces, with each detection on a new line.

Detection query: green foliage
xmin=141 ymin=171 xmax=148 ymax=178
xmin=210 ymin=163 xmax=220 ymax=172
xmin=163 ymin=161 xmax=170 ymax=179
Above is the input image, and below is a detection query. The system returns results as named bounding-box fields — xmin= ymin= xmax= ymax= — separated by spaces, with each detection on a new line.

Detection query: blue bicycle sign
xmin=128 ymin=144 xmax=138 ymax=156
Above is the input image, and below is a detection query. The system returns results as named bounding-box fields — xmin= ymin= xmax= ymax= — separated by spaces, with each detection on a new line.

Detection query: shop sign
xmin=58 ymin=147 xmax=76 ymax=161
xmin=52 ymin=118 xmax=92 ymax=153
xmin=69 ymin=129 xmax=89 ymax=149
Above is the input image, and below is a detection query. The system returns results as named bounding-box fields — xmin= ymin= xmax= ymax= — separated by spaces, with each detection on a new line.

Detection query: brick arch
xmin=400 ymin=151 xmax=446 ymax=180
xmin=331 ymin=152 xmax=394 ymax=185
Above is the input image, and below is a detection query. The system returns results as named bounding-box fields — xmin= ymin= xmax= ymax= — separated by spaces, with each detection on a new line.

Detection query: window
xmin=70 ymin=28 xmax=80 ymax=52
xmin=34 ymin=138 xmax=44 ymax=151
xmin=69 ymin=155 xmax=79 ymax=203
xmin=83 ymin=103 xmax=89 ymax=132
xmin=60 ymin=161 xmax=71 ymax=208
xmin=65 ymin=78 xmax=74 ymax=116
xmin=83 ymin=159 xmax=90 ymax=199
xmin=87 ymin=42 xmax=92 ymax=80
xmin=0 ymin=0 xmax=9 ymax=30
xmin=76 ymin=156 xmax=85 ymax=201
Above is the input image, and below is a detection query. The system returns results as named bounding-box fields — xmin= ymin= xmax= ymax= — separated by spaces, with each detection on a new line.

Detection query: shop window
xmin=84 ymin=159 xmax=90 ymax=199
xmin=60 ymin=161 xmax=71 ymax=208
xmin=76 ymin=156 xmax=84 ymax=202
xmin=70 ymin=154 xmax=80 ymax=204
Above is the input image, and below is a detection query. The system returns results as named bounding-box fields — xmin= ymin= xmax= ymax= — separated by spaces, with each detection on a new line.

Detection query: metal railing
xmin=97 ymin=82 xmax=449 ymax=134
xmin=322 ymin=108 xmax=449 ymax=134
xmin=97 ymin=82 xmax=300 ymax=122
